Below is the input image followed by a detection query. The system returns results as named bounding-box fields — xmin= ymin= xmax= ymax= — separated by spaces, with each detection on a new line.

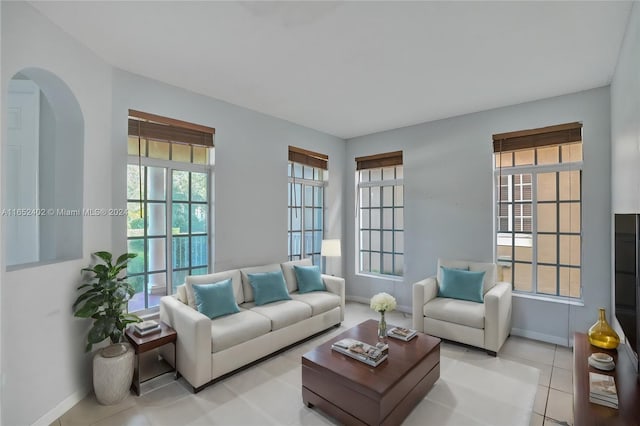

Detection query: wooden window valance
xmin=128 ymin=109 xmax=215 ymax=147
xmin=355 ymin=150 xmax=403 ymax=170
xmin=492 ymin=122 xmax=582 ymax=153
xmin=288 ymin=146 xmax=328 ymax=170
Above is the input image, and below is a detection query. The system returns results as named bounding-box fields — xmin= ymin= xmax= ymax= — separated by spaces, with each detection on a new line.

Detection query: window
xmin=127 ymin=110 xmax=214 ymax=313
xmin=356 ymin=151 xmax=404 ymax=277
xmin=494 ymin=122 xmax=582 ymax=298
xmin=288 ymin=146 xmax=327 ymax=265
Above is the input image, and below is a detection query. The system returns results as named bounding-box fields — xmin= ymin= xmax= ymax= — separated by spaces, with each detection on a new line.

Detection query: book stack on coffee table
xmin=387 ymin=327 xmax=418 ymax=341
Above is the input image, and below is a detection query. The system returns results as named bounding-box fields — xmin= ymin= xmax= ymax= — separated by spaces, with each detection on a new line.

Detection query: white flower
xmin=370 ymin=292 xmax=397 ymax=313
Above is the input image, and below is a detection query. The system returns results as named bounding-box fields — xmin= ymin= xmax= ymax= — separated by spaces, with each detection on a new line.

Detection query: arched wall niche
xmin=5 ymin=67 xmax=84 ymax=268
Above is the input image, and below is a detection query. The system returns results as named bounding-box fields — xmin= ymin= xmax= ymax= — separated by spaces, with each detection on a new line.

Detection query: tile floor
xmin=52 ymin=302 xmax=574 ymax=426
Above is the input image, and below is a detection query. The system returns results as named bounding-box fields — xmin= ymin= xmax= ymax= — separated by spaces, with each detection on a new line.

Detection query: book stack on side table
xmin=133 ymin=320 xmax=160 ymax=338
xmin=589 ymin=372 xmax=619 ymax=409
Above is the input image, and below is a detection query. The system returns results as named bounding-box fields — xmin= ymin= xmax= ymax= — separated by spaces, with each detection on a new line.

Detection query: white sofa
xmin=412 ymin=259 xmax=512 ymax=356
xmin=159 ymin=259 xmax=345 ymax=391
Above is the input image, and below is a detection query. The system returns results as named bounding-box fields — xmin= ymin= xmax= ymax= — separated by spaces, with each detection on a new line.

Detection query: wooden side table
xmin=125 ymin=322 xmax=177 ymax=396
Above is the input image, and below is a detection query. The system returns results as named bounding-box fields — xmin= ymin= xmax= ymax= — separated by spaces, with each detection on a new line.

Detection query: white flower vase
xmin=93 ymin=343 xmax=134 ymax=405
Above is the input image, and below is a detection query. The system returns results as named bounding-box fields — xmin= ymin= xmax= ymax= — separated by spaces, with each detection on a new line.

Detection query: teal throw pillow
xmin=192 ymin=278 xmax=240 ymax=319
xmin=438 ymin=267 xmax=485 ymax=303
xmin=248 ymin=270 xmax=291 ymax=305
xmin=294 ymin=265 xmax=326 ymax=293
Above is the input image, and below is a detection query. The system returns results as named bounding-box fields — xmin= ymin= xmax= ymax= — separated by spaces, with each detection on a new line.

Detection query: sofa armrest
xmin=160 ymin=296 xmax=212 ymax=389
xmin=484 ymin=282 xmax=512 ymax=353
xmin=322 ymin=274 xmax=345 ymax=321
xmin=412 ymin=276 xmax=438 ymax=332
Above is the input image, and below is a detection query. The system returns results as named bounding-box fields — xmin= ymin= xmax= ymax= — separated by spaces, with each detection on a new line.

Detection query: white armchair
xmin=412 ymin=259 xmax=512 ymax=356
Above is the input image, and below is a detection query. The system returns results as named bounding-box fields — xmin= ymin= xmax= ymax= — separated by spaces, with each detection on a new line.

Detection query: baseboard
xmin=31 ymin=386 xmax=90 ymax=426
xmin=346 ymin=295 xmax=412 ymax=314
xmin=511 ymin=327 xmax=573 ymax=347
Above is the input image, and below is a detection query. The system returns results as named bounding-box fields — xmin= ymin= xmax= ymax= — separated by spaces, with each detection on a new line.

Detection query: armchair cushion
xmin=438 ymin=259 xmax=497 ymax=294
xmin=424 ymin=297 xmax=485 ymax=329
xmin=438 ymin=267 xmax=485 ymax=303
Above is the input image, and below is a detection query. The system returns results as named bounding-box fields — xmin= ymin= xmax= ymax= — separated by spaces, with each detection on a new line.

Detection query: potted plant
xmin=73 ymin=251 xmax=141 ymax=404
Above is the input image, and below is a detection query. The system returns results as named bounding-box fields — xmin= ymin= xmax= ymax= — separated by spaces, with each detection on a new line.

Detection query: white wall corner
xmin=31 ymin=386 xmax=90 ymax=426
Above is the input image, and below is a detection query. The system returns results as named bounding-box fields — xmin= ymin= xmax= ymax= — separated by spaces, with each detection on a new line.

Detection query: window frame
xmin=356 ymin=165 xmax=404 ymax=278
xmin=126 ymin=155 xmax=212 ymax=315
xmin=495 ymin=159 xmax=582 ymax=299
xmin=287 ymin=161 xmax=327 ymax=264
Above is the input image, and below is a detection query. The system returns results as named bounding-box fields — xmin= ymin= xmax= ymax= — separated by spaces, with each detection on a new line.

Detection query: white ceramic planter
xmin=93 ymin=343 xmax=134 ymax=405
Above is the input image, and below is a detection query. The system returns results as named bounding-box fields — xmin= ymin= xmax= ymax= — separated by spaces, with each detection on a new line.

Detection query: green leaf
xmin=74 ymin=296 xmax=104 ymax=317
xmin=115 ymin=252 xmax=137 ymax=267
xmin=92 ymin=264 xmax=109 ymax=278
xmin=122 ymin=313 xmax=142 ymax=322
xmin=93 ymin=251 xmax=112 ymax=264
xmin=72 ymin=289 xmax=100 ymax=308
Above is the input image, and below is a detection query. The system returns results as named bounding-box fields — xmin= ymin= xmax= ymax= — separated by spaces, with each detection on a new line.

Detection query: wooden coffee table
xmin=302 ymin=319 xmax=440 ymax=426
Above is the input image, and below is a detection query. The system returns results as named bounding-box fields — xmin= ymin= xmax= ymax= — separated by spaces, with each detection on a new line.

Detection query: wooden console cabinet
xmin=573 ymin=332 xmax=640 ymax=425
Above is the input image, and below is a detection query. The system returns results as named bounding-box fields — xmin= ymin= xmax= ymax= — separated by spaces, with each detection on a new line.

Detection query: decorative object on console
xmin=588 ymin=307 xmax=620 ymax=350
xmin=588 ymin=352 xmax=615 ymax=371
xmin=370 ymin=292 xmax=397 ymax=341
xmin=320 ymin=239 xmax=341 ymax=274
xmin=73 ymin=251 xmax=141 ymax=405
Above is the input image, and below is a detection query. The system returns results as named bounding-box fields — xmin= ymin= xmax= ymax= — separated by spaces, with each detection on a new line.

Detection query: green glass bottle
xmin=588 ymin=307 xmax=620 ymax=350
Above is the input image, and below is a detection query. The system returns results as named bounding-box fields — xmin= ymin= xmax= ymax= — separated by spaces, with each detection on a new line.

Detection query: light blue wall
xmin=110 ymin=71 xmax=346 ymax=275
xmin=346 ymin=87 xmax=611 ymax=345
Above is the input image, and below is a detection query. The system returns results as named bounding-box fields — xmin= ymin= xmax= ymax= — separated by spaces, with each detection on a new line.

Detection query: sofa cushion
xmin=192 ymin=279 xmax=240 ymax=319
xmin=186 ymin=270 xmax=243 ymax=308
xmin=210 ymin=309 xmax=272 ymax=353
xmin=424 ymin=297 xmax=485 ymax=329
xmin=290 ymin=291 xmax=341 ymax=316
xmin=281 ymin=258 xmax=313 ymax=293
xmin=176 ymin=284 xmax=188 ymax=304
xmin=438 ymin=267 xmax=485 ymax=303
xmin=438 ymin=258 xmax=497 ymax=294
xmin=243 ymin=300 xmax=312 ymax=331
xmin=294 ymin=265 xmax=326 ymax=293
xmin=240 ymin=264 xmax=282 ymax=303
xmin=248 ymin=270 xmax=291 ymax=306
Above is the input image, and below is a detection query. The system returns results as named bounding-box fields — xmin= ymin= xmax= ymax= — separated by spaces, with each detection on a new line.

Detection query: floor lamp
xmin=321 ymin=239 xmax=341 ymax=275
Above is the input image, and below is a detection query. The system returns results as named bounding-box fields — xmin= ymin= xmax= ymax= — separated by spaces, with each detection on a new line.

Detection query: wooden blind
xmin=355 ymin=151 xmax=403 ymax=170
xmin=288 ymin=146 xmax=328 ymax=170
xmin=492 ymin=122 xmax=582 ymax=153
xmin=128 ymin=109 xmax=215 ymax=147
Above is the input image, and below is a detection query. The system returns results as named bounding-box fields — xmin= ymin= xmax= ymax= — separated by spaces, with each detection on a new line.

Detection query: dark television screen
xmin=614 ymin=214 xmax=638 ymax=366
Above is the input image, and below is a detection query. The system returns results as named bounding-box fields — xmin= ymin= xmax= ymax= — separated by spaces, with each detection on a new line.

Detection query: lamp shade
xmin=321 ymin=239 xmax=341 ymax=257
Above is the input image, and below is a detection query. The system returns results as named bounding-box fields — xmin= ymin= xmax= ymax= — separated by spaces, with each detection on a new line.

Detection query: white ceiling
xmin=30 ymin=1 xmax=633 ymax=139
